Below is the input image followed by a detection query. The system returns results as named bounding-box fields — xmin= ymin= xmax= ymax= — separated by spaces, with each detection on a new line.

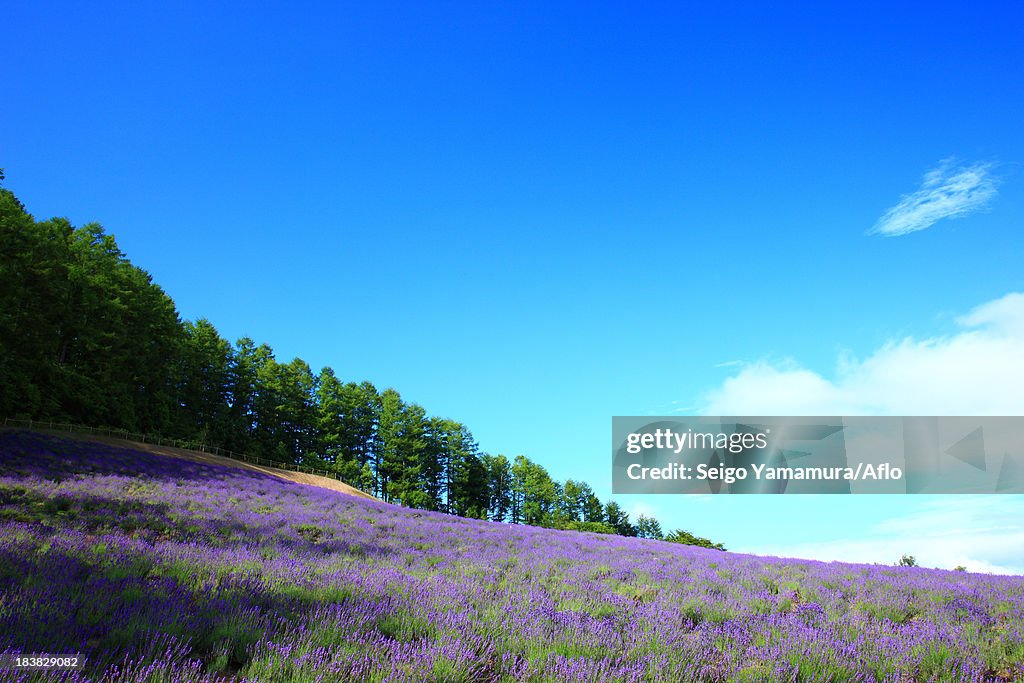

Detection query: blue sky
xmin=4 ymin=2 xmax=1024 ymax=572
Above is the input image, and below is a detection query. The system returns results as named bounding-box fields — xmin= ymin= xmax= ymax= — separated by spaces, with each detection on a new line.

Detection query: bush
xmin=664 ymin=529 xmax=726 ymax=551
xmin=558 ymin=520 xmax=618 ymax=535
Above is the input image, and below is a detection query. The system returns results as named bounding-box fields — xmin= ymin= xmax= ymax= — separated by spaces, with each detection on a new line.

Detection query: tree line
xmin=0 ymin=174 xmax=724 ymax=548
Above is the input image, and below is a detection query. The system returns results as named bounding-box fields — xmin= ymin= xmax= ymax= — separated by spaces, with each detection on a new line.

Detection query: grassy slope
xmin=1 ymin=429 xmax=1023 ymax=683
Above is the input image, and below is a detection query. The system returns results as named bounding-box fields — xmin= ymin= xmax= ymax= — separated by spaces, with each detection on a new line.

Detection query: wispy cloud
xmin=871 ymin=158 xmax=998 ymax=237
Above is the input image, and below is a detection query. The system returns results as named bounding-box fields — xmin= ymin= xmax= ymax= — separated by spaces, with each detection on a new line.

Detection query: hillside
xmin=9 ymin=426 xmax=376 ymax=501
xmin=1 ymin=429 xmax=1023 ymax=682
xmin=0 ymin=180 xmax=678 ymax=546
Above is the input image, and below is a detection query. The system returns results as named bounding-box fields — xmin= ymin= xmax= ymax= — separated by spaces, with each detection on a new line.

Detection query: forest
xmin=0 ymin=173 xmax=722 ymax=548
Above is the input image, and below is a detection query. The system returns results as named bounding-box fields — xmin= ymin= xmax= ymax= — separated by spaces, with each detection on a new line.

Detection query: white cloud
xmin=701 ymin=292 xmax=1024 ymax=575
xmin=958 ymin=292 xmax=1024 ymax=337
xmin=701 ymin=292 xmax=1024 ymax=416
xmin=738 ymin=497 xmax=1024 ymax=574
xmin=871 ymin=159 xmax=998 ymax=237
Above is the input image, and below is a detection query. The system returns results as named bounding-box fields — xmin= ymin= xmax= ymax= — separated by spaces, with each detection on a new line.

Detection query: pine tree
xmin=635 ymin=515 xmax=663 ymax=540
xmin=482 ymin=454 xmax=512 ymax=522
xmin=604 ymin=501 xmax=636 ymax=537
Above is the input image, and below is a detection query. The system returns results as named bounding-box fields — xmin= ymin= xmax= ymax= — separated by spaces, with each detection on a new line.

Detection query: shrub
xmin=664 ymin=529 xmax=726 ymax=551
xmin=558 ymin=520 xmax=617 ymax=535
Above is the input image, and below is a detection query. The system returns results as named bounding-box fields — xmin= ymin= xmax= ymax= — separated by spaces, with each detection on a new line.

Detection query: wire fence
xmin=1 ymin=417 xmax=344 ymax=482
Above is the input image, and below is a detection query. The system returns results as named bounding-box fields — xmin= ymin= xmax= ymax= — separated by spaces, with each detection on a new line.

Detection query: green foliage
xmin=511 ymin=455 xmax=558 ymax=526
xmin=664 ymin=529 xmax=727 ymax=551
xmin=604 ymin=501 xmax=636 ymax=537
xmin=482 ymin=454 xmax=512 ymax=522
xmin=177 ymin=319 xmax=233 ymax=446
xmin=557 ymin=520 xmax=617 ymax=535
xmin=580 ymin=487 xmax=605 ymax=524
xmin=898 ymin=554 xmax=918 ymax=567
xmin=635 ymin=514 xmax=663 ymax=540
xmin=447 ymin=423 xmax=487 ymax=518
xmin=0 ymin=188 xmax=181 ymax=430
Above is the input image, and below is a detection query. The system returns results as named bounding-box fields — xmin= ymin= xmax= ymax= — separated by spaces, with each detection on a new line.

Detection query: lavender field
xmin=1 ymin=430 xmax=1023 ymax=682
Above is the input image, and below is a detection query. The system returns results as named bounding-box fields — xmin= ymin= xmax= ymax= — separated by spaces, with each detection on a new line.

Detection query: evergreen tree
xmin=420 ymin=417 xmax=449 ymax=511
xmin=448 ymin=423 xmax=488 ymax=519
xmin=0 ymin=190 xmax=65 ymax=419
xmin=580 ymin=486 xmax=605 ymax=524
xmin=315 ymin=367 xmax=347 ymax=468
xmin=225 ymin=337 xmax=272 ymax=453
xmin=512 ymin=455 xmax=557 ymax=526
xmin=376 ymin=388 xmax=404 ymax=502
xmin=394 ymin=402 xmax=430 ymax=508
xmin=339 ymin=381 xmax=380 ymax=490
xmin=482 ymin=454 xmax=512 ymax=522
xmin=605 ymin=501 xmax=636 ymax=537
xmin=635 ymin=514 xmax=663 ymax=540
xmin=559 ymin=479 xmax=585 ymax=522
xmin=0 ymin=187 xmax=182 ymax=431
xmin=178 ymin=319 xmax=233 ymax=446
xmin=378 ymin=393 xmax=430 ymax=507
xmin=281 ymin=358 xmax=319 ymax=463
